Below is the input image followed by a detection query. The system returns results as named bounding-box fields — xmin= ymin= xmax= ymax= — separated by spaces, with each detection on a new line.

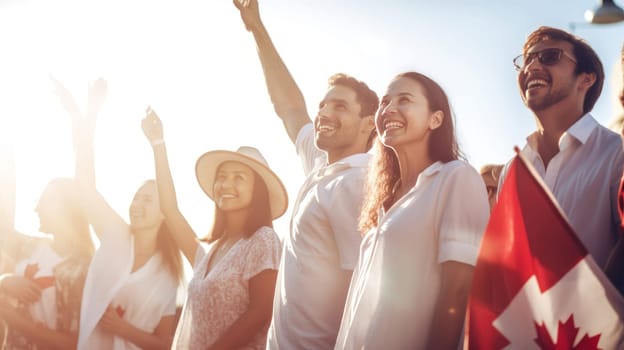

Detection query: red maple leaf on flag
xmin=534 ymin=315 xmax=601 ymax=350
xmin=466 ymin=153 xmax=624 ymax=349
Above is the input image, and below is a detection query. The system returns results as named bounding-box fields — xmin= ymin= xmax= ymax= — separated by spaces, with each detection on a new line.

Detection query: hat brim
xmin=195 ymin=150 xmax=288 ymax=220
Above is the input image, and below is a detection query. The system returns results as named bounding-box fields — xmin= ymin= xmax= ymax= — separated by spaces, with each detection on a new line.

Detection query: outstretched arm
xmin=234 ymin=0 xmax=311 ymax=143
xmin=72 ymin=78 xmax=104 ymax=191
xmin=52 ymin=77 xmax=128 ymax=239
xmin=141 ymin=108 xmax=200 ymax=266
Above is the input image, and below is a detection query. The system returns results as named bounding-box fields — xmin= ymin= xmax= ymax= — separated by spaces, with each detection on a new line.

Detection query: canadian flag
xmin=466 ymin=153 xmax=624 ymax=349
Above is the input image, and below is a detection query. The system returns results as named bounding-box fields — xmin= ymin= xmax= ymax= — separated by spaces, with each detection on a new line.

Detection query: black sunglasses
xmin=513 ymin=48 xmax=577 ymax=71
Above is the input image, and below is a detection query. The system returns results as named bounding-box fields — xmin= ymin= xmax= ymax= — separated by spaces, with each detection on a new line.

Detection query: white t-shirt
xmin=172 ymin=226 xmax=281 ymax=349
xmin=266 ymin=124 xmax=369 ymax=349
xmin=500 ymin=114 xmax=624 ymax=268
xmin=79 ymin=231 xmax=177 ymax=350
xmin=335 ymin=160 xmax=490 ymax=350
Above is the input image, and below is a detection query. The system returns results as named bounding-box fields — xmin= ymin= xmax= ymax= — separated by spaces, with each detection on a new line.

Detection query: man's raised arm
xmin=234 ymin=0 xmax=310 ymax=143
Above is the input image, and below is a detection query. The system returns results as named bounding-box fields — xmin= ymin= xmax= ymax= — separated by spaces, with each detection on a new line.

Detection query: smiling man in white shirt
xmin=501 ymin=26 xmax=624 ymax=268
xmin=234 ymin=1 xmax=379 ymax=348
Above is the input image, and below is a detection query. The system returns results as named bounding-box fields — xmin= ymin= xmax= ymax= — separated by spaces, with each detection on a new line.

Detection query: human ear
xmin=429 ymin=111 xmax=444 ymax=130
xmin=361 ymin=114 xmax=376 ymax=133
xmin=579 ymin=72 xmax=596 ymax=90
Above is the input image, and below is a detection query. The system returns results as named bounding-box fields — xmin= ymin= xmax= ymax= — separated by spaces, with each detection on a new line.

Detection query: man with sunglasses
xmin=501 ymin=26 xmax=624 ymax=269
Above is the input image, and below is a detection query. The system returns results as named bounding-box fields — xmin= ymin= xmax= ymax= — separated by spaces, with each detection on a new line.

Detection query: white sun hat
xmin=195 ymin=146 xmax=288 ymax=220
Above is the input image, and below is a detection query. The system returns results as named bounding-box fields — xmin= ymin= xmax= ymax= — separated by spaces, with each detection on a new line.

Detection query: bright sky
xmin=0 ymin=0 xmax=623 ymax=242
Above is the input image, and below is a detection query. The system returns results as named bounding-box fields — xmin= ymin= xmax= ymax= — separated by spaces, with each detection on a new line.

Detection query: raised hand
xmin=51 ymin=77 xmax=107 ymax=150
xmin=86 ymin=78 xmax=107 ymax=121
xmin=141 ymin=107 xmax=164 ymax=145
xmin=50 ymin=75 xmax=82 ymax=120
xmin=0 ymin=274 xmax=42 ymax=304
xmin=233 ymin=0 xmax=261 ymax=32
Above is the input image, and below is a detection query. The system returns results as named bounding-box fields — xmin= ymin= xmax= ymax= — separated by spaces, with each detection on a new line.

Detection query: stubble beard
xmin=526 ymin=84 xmax=573 ymax=112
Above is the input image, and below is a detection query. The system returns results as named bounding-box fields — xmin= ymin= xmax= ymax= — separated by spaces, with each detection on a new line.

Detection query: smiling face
xmin=129 ymin=181 xmax=165 ymax=231
xmin=213 ymin=161 xmax=255 ymax=213
xmin=376 ymin=77 xmax=442 ymax=152
xmin=517 ymin=40 xmax=581 ymax=112
xmin=314 ymin=85 xmax=372 ymax=162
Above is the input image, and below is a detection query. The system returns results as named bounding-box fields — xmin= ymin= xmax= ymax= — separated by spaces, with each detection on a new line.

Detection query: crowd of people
xmin=0 ymin=0 xmax=623 ymax=349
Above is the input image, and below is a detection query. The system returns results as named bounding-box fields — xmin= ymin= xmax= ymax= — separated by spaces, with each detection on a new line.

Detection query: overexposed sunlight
xmin=1 ymin=0 xmax=622 ymax=246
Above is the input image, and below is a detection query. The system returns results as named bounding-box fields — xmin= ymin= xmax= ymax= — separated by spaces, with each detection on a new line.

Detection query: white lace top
xmin=172 ymin=226 xmax=281 ymax=349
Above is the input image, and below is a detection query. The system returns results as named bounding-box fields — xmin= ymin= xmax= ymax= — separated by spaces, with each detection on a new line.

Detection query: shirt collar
xmin=318 ymin=152 xmax=371 ymax=176
xmin=394 ymin=161 xmax=444 ymax=192
xmin=526 ymin=113 xmax=598 ymax=151
xmin=566 ymin=113 xmax=597 ymax=145
xmin=380 ymin=161 xmax=444 ymax=215
xmin=421 ymin=161 xmax=444 ymax=177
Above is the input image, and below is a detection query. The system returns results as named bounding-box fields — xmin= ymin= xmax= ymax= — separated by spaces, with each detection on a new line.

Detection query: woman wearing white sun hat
xmin=141 ymin=107 xmax=287 ymax=350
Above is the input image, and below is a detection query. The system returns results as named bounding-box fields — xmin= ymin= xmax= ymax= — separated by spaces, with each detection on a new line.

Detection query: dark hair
xmin=359 ymin=140 xmax=400 ymax=232
xmin=396 ymin=72 xmax=461 ymax=163
xmin=204 ymin=169 xmax=273 ymax=243
xmin=328 ymin=73 xmax=379 ymax=151
xmin=359 ymin=72 xmax=461 ymax=232
xmin=523 ymin=26 xmax=604 ymax=114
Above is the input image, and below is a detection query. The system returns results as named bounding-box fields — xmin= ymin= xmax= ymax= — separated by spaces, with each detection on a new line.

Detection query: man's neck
xmin=533 ymin=104 xmax=585 ymax=167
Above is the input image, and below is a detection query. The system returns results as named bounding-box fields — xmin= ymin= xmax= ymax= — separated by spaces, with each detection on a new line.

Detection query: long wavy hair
xmin=359 ymin=72 xmax=461 ymax=233
xmin=203 ymin=168 xmax=273 ymax=243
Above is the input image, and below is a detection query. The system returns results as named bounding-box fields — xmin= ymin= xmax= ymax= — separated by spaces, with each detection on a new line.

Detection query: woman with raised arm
xmin=141 ymin=108 xmax=285 ymax=350
xmin=0 ymin=77 xmax=96 ymax=350
xmin=66 ymin=79 xmax=183 ymax=350
xmin=334 ymin=72 xmax=490 ymax=350
xmin=0 ymin=178 xmax=93 ymax=350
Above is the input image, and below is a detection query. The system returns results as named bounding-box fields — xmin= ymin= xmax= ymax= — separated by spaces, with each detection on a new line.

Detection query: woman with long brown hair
xmin=335 ymin=72 xmax=489 ymax=350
